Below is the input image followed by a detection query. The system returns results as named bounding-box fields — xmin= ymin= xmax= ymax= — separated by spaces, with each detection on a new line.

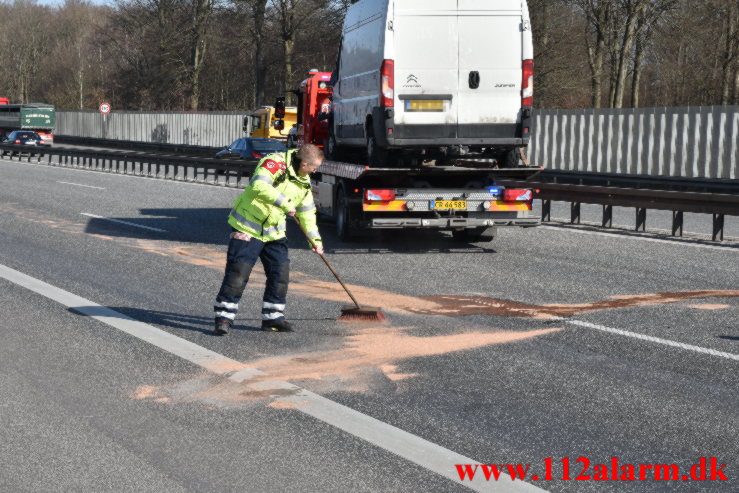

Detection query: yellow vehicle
xmin=247 ymin=106 xmax=297 ymax=140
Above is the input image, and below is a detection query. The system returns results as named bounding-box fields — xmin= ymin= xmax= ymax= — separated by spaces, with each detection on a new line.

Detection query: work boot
xmin=261 ymin=319 xmax=294 ymax=332
xmin=215 ymin=317 xmax=233 ymax=335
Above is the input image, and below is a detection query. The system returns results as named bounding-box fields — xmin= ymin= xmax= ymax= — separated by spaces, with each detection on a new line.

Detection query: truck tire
xmin=366 ymin=129 xmax=387 ymax=167
xmin=452 ymin=227 xmax=496 ymax=243
xmin=336 ymin=187 xmax=357 ymax=241
xmin=326 ymin=128 xmax=341 ymax=161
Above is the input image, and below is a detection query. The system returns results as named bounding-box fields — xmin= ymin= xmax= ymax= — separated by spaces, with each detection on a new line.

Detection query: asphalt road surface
xmin=1 ymin=157 xmax=737 ymax=492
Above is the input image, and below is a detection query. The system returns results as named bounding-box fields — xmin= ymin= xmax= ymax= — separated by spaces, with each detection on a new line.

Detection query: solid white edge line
xmin=0 ymin=263 xmax=546 ymax=493
xmin=539 ymin=225 xmax=738 ymax=252
xmin=80 ymin=213 xmax=167 ymax=233
xmin=57 ymin=181 xmax=107 ymax=190
xmin=568 ymin=320 xmax=739 ymax=361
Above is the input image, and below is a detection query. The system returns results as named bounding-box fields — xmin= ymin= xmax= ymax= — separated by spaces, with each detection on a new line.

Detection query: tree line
xmin=0 ymin=0 xmax=736 ymax=111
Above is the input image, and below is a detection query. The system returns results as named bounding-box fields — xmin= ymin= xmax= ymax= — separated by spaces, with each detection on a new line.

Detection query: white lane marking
xmin=80 ymin=213 xmax=167 ymax=233
xmin=57 ymin=181 xmax=106 ymax=190
xmin=0 ymin=263 xmax=545 ymax=493
xmin=568 ymin=320 xmax=739 ymax=361
xmin=539 ymin=225 xmax=738 ymax=252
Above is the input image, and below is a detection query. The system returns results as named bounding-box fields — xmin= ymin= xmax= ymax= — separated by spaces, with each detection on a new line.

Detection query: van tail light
xmin=522 ymin=59 xmax=533 ymax=107
xmin=366 ymin=189 xmax=395 ymax=201
xmin=251 ymin=151 xmax=262 ymax=159
xmin=503 ymin=189 xmax=532 ymax=202
xmin=15 ymin=139 xmax=21 ymax=144
xmin=381 ymin=59 xmax=394 ymax=107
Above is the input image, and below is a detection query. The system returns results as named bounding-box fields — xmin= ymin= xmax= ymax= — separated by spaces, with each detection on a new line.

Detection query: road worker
xmin=213 ymin=144 xmax=324 ymax=334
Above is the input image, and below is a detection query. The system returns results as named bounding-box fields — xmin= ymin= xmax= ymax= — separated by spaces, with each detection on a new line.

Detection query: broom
xmin=291 ymin=216 xmax=386 ymax=322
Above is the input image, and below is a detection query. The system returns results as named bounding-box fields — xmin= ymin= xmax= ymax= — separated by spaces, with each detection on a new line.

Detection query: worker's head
xmin=295 ymin=144 xmax=324 ymax=176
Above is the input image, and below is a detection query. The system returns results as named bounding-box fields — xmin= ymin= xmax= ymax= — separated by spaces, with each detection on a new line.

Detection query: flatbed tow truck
xmin=279 ymin=71 xmax=542 ymax=242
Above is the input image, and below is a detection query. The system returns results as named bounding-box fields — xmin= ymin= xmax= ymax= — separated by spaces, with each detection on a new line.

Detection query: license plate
xmin=431 ymin=200 xmax=467 ymax=210
xmin=405 ymin=100 xmax=444 ymax=112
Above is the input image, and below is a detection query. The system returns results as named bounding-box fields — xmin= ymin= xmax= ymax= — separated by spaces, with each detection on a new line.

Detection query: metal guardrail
xmin=538 ymin=170 xmax=739 ymax=194
xmin=499 ymin=178 xmax=739 ymax=241
xmin=54 ymin=135 xmax=222 ymax=157
xmin=0 ymin=143 xmax=256 ymax=188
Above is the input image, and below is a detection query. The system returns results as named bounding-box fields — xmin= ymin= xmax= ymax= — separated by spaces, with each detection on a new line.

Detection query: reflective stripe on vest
xmin=297 ymin=203 xmax=315 ymax=213
xmin=251 ymin=174 xmax=272 ymax=185
xmin=274 ymin=193 xmax=287 ymax=207
xmin=230 ymin=209 xmax=287 ymax=236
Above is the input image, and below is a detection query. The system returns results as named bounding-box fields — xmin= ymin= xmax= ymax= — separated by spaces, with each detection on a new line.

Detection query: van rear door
xmin=457 ymin=0 xmax=523 ymax=138
xmin=393 ymin=0 xmax=458 ymax=136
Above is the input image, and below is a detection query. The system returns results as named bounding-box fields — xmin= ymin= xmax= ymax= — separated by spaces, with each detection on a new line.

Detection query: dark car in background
xmin=216 ymin=138 xmax=287 ymax=161
xmin=1 ymin=130 xmax=45 ymax=147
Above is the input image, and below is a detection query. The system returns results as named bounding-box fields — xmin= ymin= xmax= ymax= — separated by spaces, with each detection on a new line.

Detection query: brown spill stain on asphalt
xmin=6 ymin=204 xmax=737 ymax=405
xmin=131 ymin=385 xmax=171 ymax=403
xmin=129 ymin=325 xmax=563 ymax=409
xmin=410 ymin=291 xmax=739 ymax=319
xmin=268 ymin=400 xmax=310 ymax=410
xmin=686 ymin=304 xmax=731 ymax=310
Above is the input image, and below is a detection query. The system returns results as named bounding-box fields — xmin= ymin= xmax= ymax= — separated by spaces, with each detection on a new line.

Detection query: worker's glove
xmin=312 ymin=245 xmax=324 ymax=255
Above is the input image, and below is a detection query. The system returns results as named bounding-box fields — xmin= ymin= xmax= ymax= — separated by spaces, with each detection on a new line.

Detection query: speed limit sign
xmin=99 ymin=102 xmax=111 ymax=114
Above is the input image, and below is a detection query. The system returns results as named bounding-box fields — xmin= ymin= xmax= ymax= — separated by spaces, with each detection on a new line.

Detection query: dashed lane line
xmin=80 ymin=213 xmax=167 ymax=233
xmin=0 ymin=262 xmax=545 ymax=493
xmin=566 ymin=319 xmax=739 ymax=362
xmin=57 ymin=181 xmax=107 ymax=190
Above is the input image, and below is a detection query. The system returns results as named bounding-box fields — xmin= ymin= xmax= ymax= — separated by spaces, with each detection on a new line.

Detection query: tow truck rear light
xmin=503 ymin=189 xmax=532 ymax=201
xmin=15 ymin=139 xmax=20 ymax=144
xmin=251 ymin=151 xmax=262 ymax=159
xmin=381 ymin=59 xmax=394 ymax=107
xmin=365 ymin=189 xmax=395 ymax=201
xmin=522 ymin=59 xmax=533 ymax=107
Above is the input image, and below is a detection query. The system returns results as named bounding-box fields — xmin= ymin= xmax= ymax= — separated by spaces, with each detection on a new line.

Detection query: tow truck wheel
xmin=327 ymin=130 xmax=339 ymax=160
xmin=452 ymin=227 xmax=496 ymax=243
xmin=366 ymin=129 xmax=387 ymax=167
xmin=336 ymin=188 xmax=357 ymax=241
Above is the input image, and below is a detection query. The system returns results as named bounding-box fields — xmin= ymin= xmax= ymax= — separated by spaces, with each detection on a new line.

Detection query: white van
xmin=329 ymin=0 xmax=534 ymax=167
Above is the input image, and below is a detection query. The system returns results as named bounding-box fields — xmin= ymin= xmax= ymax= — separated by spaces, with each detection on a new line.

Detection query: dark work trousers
xmin=214 ymin=234 xmax=290 ymax=324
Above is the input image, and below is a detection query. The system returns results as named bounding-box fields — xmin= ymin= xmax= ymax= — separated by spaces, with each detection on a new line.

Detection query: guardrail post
xmin=635 ymin=207 xmax=647 ymax=231
xmin=671 ymin=211 xmax=683 ymax=236
xmin=570 ymin=202 xmax=580 ymax=224
xmin=602 ymin=205 xmax=613 ymax=228
xmin=712 ymin=214 xmax=724 ymax=241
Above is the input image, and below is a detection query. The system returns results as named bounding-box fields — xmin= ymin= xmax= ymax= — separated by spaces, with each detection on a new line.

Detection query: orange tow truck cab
xmin=293 ymin=70 xmax=333 ymax=148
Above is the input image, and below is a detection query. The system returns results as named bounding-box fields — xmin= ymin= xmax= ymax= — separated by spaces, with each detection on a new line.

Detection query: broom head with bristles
xmin=339 ymin=305 xmax=387 ymax=322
